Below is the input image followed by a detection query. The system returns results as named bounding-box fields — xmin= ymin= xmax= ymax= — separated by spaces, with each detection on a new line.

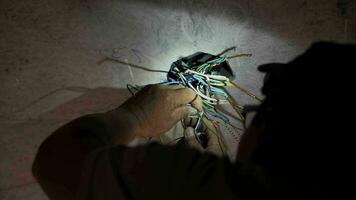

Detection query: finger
xmin=183 ymin=117 xmax=198 ymax=127
xmin=189 ymin=95 xmax=203 ymax=111
xmin=206 ymin=129 xmax=220 ymax=146
xmin=171 ymin=106 xmax=198 ymax=122
xmin=206 ymin=141 xmax=224 ymax=157
xmin=170 ymin=88 xmax=203 ymax=111
xmin=183 ymin=127 xmax=204 ymax=152
xmin=202 ymin=119 xmax=219 ymax=145
xmin=204 ymin=121 xmax=224 ymax=157
xmin=183 ymin=126 xmax=195 ymax=137
xmin=205 ymin=130 xmax=224 ymax=157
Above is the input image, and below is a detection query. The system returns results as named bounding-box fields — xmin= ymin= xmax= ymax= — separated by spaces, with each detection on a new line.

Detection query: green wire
xmin=203 ymin=103 xmax=214 ymax=110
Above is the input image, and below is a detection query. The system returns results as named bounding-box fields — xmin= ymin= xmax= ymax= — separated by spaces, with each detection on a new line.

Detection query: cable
xmin=98 ymin=57 xmax=169 ymax=73
xmin=119 ymin=48 xmax=260 ymax=156
xmin=227 ymin=53 xmax=252 ymax=59
xmin=229 ymin=80 xmax=262 ymax=101
xmin=127 ymin=84 xmax=140 ymax=96
xmin=216 ymin=46 xmax=237 ymax=57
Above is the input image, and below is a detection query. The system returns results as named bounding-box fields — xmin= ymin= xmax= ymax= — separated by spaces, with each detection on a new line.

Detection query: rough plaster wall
xmin=1 ymin=0 xmax=355 ymax=199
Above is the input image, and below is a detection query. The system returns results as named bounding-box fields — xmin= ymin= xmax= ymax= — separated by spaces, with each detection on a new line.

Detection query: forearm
xmin=32 ymin=84 xmax=201 ymax=199
xmin=105 ymin=108 xmax=143 ymax=145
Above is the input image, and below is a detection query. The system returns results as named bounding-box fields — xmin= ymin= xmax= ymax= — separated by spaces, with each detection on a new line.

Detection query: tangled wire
xmin=100 ymin=47 xmax=261 ymax=154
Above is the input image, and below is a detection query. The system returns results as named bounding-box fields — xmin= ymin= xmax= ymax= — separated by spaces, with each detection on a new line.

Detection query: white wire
xmin=187 ymin=82 xmax=216 ymax=101
xmin=186 ymin=83 xmax=229 ymax=105
xmin=184 ymin=69 xmax=230 ymax=81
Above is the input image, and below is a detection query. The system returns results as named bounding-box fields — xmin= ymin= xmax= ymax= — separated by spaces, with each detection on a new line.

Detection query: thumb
xmin=183 ymin=127 xmax=204 ymax=152
xmin=205 ymin=131 xmax=224 ymax=157
xmin=204 ymin=121 xmax=225 ymax=157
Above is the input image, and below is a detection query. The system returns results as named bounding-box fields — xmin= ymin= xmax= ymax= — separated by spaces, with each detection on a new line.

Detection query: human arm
xmin=32 ymin=84 xmax=201 ymax=199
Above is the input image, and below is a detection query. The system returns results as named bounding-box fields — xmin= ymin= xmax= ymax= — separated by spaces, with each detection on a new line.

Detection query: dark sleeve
xmin=76 ymin=143 xmax=238 ymax=200
xmin=32 ymin=113 xmax=117 ymax=199
xmin=33 ymin=113 xmax=239 ymax=200
xmin=76 ymin=141 xmax=293 ymax=200
xmin=33 ymin=114 xmax=285 ymax=200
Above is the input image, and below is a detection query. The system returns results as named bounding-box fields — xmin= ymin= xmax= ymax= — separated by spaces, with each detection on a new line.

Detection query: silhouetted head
xmin=239 ymin=42 xmax=356 ymax=199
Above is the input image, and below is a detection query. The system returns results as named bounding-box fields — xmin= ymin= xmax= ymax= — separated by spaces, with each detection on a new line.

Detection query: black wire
xmin=126 ymin=84 xmax=139 ymax=96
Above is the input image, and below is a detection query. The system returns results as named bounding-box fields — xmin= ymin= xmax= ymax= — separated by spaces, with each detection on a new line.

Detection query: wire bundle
xmin=164 ymin=56 xmax=232 ymax=127
xmin=162 ymin=51 xmax=261 ymax=154
xmin=162 ymin=55 xmax=249 ymax=155
xmin=101 ymin=47 xmax=260 ymax=154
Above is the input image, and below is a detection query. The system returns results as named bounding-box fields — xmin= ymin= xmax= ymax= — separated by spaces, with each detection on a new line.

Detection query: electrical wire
xmin=229 ymin=80 xmax=262 ymax=101
xmin=216 ymin=46 xmax=237 ymax=57
xmin=118 ymin=49 xmax=260 ymax=155
xmin=98 ymin=57 xmax=169 ymax=73
xmin=227 ymin=53 xmax=252 ymax=59
xmin=127 ymin=84 xmax=141 ymax=96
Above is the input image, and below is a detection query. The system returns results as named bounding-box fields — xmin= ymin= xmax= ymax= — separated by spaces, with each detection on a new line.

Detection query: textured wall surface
xmin=1 ymin=0 xmax=355 ymax=199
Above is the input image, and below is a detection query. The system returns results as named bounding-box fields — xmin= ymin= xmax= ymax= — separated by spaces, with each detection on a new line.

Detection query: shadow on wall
xmin=42 ymin=87 xmax=132 ymax=121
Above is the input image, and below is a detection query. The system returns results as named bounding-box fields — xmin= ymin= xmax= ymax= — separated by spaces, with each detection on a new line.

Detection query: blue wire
xmin=211 ymin=87 xmax=228 ymax=97
xmin=181 ymin=61 xmax=189 ymax=68
xmin=215 ymin=111 xmax=230 ymax=123
xmin=192 ymin=75 xmax=208 ymax=86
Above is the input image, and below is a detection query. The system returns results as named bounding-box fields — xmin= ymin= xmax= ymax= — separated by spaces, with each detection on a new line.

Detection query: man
xmin=33 ymin=42 xmax=355 ymax=199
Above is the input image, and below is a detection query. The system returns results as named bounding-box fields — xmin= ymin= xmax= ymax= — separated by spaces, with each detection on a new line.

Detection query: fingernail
xmin=184 ymin=127 xmax=195 ymax=137
xmin=187 ymin=107 xmax=198 ymax=116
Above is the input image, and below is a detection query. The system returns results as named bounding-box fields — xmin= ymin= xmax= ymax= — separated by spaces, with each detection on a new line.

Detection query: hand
xmin=183 ymin=118 xmax=224 ymax=157
xmin=116 ymin=84 xmax=202 ymax=138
